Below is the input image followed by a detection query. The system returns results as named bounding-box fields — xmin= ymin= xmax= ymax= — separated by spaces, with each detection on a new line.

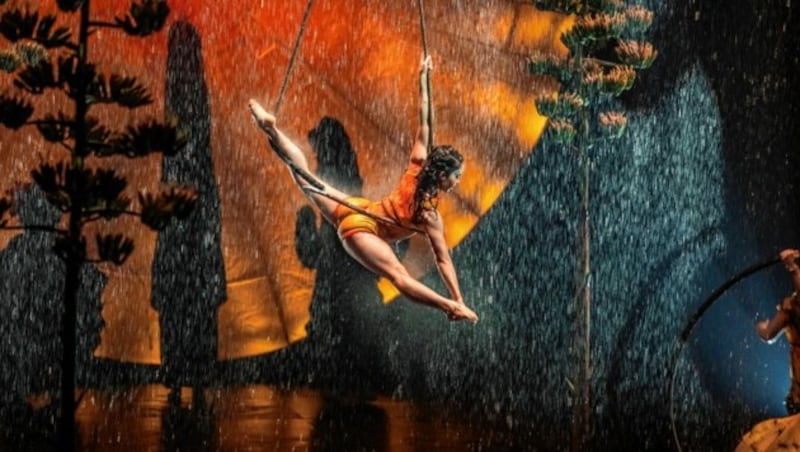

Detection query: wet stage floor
xmin=71 ymin=385 xmax=540 ymax=451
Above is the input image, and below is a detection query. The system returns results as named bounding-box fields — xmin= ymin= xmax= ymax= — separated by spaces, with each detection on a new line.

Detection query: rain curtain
xmin=0 ymin=0 xmax=567 ymax=363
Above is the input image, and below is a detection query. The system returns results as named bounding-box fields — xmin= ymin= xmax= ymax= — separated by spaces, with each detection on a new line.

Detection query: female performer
xmin=248 ymin=56 xmax=478 ymax=323
xmin=756 ymin=248 xmax=800 ymax=413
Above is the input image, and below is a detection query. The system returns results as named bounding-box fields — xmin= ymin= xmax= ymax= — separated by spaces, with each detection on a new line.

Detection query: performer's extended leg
xmin=249 ymin=99 xmax=346 ymax=224
xmin=249 ymin=100 xmax=309 ymax=173
xmin=342 ymin=232 xmax=478 ymax=323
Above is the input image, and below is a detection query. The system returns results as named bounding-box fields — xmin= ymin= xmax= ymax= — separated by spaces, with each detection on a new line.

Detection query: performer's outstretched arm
xmin=410 ymin=55 xmax=432 ymax=164
xmin=757 ymin=303 xmax=789 ymax=343
xmin=421 ymin=209 xmax=464 ymax=306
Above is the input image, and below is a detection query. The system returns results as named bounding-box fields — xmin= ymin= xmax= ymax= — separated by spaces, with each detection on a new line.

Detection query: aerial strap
xmin=666 ymin=255 xmax=780 ymax=452
xmin=274 ymin=0 xmax=316 ymax=116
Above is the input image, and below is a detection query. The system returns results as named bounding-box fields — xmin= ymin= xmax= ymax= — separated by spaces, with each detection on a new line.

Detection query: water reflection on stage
xmin=74 ymin=385 xmax=535 ymax=451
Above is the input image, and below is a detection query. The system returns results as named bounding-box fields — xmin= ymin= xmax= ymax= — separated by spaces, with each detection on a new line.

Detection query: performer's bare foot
xmin=248 ymin=99 xmax=295 ymax=164
xmin=446 ymin=302 xmax=478 ymax=324
xmin=248 ymin=99 xmax=276 ymax=131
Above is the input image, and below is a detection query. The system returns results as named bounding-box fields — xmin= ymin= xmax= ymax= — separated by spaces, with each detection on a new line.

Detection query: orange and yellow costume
xmin=334 ymin=160 xmax=436 ymax=243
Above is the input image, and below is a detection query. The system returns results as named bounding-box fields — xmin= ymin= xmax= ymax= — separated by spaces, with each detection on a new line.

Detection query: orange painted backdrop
xmin=0 ymin=0 xmax=568 ymax=363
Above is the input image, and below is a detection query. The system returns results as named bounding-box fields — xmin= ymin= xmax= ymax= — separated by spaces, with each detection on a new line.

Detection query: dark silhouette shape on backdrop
xmin=0 ymin=184 xmax=105 ymax=441
xmin=309 ymin=398 xmax=389 ymax=451
xmin=603 ymin=225 xmax=720 ymax=447
xmin=151 ymin=21 xmax=227 ymax=401
xmin=161 ymin=389 xmax=216 ymax=452
xmin=293 ymin=117 xmax=392 ymax=395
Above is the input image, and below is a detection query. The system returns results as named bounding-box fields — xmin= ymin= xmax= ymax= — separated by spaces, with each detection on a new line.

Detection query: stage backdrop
xmin=0 ymin=0 xmax=567 ymax=363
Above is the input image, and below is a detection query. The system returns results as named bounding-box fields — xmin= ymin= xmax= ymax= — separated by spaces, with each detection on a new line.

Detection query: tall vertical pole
xmin=571 ymin=89 xmax=592 ymax=451
xmin=59 ymin=1 xmax=91 ymax=450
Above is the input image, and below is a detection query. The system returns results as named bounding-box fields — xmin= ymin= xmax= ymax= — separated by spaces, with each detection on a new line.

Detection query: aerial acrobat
xmin=248 ymin=55 xmax=478 ymax=323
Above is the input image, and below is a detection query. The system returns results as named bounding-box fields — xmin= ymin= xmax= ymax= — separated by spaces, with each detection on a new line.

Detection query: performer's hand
xmin=420 ymin=54 xmax=432 ymax=72
xmin=756 ymin=319 xmax=769 ymax=337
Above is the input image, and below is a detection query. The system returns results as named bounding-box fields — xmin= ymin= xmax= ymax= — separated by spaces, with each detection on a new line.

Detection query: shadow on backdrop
xmin=310 ymin=399 xmax=389 ymax=452
xmin=150 ymin=20 xmax=227 ymax=401
xmin=0 ymin=184 xmax=106 ymax=445
xmin=286 ymin=116 xmax=395 ymax=396
xmin=161 ymin=389 xmax=216 ymax=452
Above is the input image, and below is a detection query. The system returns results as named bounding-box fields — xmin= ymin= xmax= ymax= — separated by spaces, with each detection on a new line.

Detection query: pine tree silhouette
xmin=0 ymin=2 xmax=196 ymax=449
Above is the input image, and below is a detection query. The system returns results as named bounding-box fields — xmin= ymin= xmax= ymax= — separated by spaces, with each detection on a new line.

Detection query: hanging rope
xmin=265 ymin=0 xmax=434 ymax=234
xmin=666 ymin=255 xmax=780 ymax=452
xmin=274 ymin=0 xmax=316 ymax=116
xmin=418 ymin=0 xmax=434 ymax=149
xmin=418 ymin=0 xmax=429 ymax=56
xmin=264 ymin=0 xmax=321 ymax=191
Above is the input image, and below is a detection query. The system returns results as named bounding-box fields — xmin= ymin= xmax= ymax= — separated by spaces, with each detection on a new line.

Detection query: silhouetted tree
xmin=0 ymin=185 xmax=105 ymax=401
xmin=0 ymin=1 xmax=196 ymax=450
xmin=151 ymin=20 xmax=226 ymax=399
xmin=529 ymin=1 xmax=657 ymax=449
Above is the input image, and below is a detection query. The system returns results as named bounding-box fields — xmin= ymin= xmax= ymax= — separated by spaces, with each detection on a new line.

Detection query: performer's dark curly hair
xmin=413 ymin=145 xmax=463 ymax=222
